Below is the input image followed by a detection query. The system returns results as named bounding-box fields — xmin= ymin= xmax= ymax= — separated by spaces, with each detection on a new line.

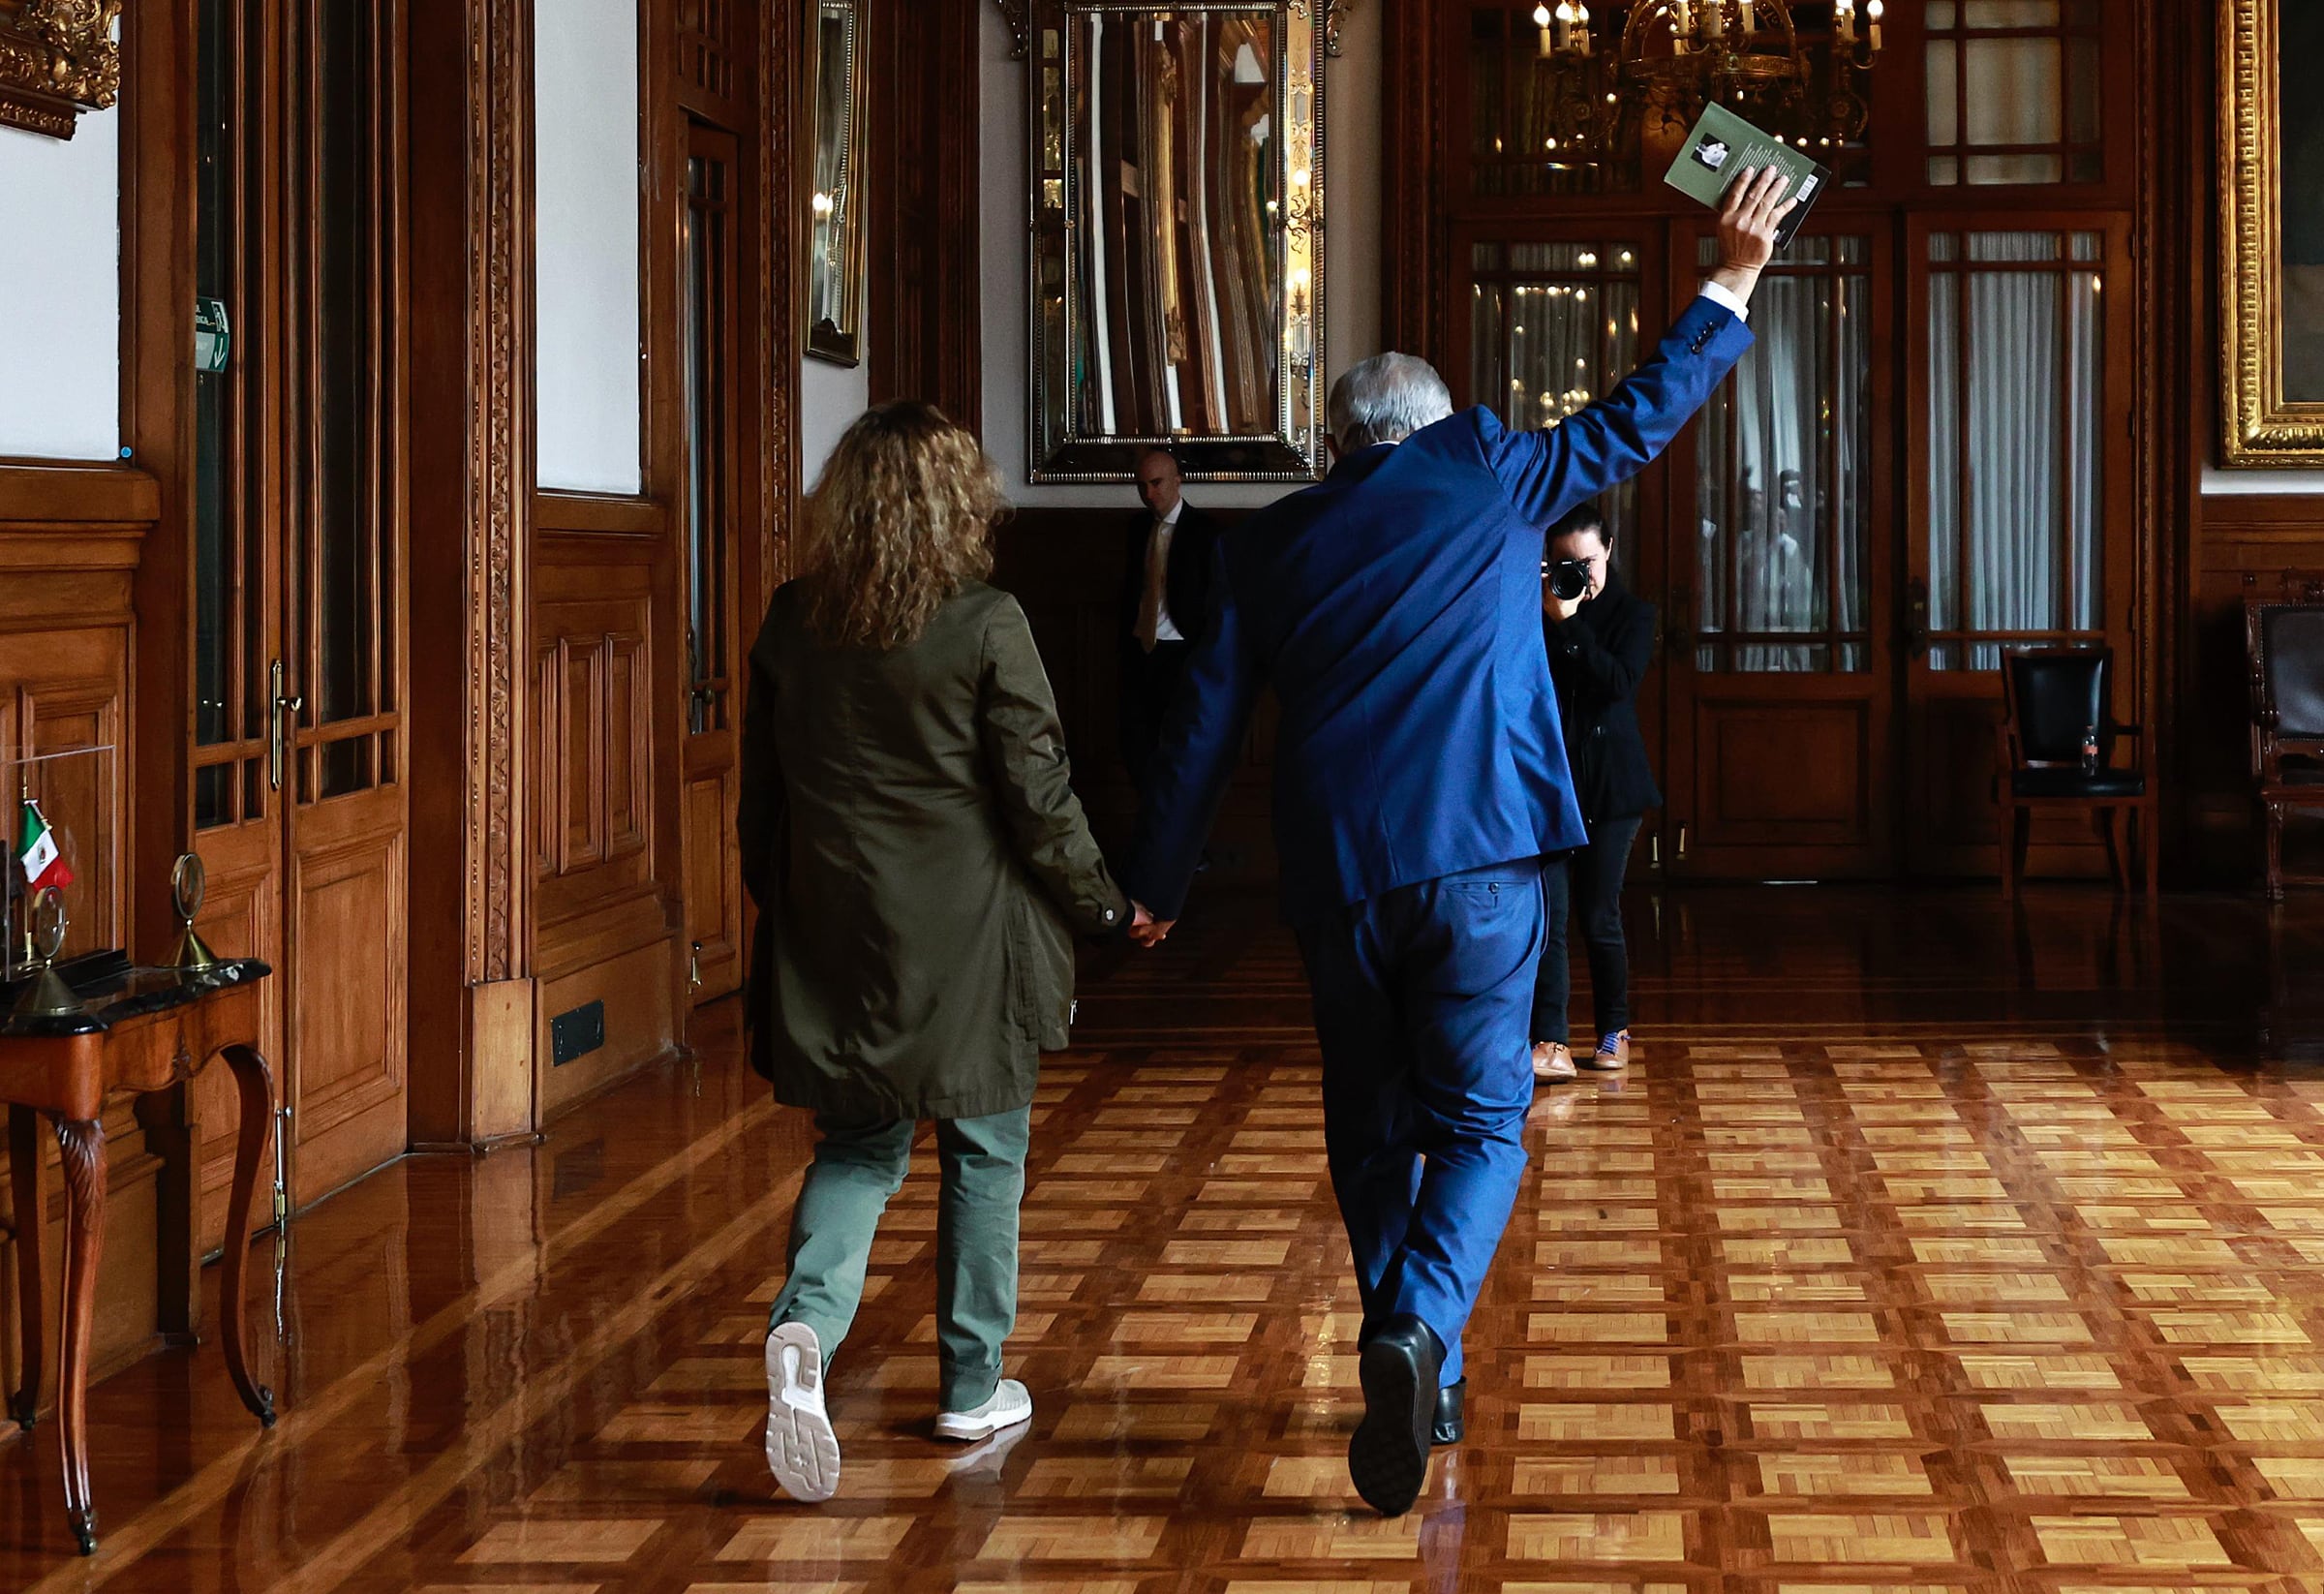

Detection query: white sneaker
xmin=933 ymin=1378 xmax=1033 ymax=1441
xmin=764 ymin=1322 xmax=841 ymax=1502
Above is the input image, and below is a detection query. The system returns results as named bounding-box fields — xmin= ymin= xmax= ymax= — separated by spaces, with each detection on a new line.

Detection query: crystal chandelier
xmin=1526 ymin=0 xmax=1881 ymax=169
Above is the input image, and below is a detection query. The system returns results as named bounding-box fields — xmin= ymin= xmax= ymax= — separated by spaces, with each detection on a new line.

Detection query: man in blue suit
xmin=1121 ymin=170 xmax=1794 ymax=1515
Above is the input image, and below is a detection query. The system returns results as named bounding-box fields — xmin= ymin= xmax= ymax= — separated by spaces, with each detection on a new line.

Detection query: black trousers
xmin=1529 ymin=814 xmax=1642 ymax=1044
xmin=1120 ymin=639 xmax=1194 ymax=792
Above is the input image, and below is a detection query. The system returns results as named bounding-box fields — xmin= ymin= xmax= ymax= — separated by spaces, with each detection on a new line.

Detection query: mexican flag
xmin=16 ymin=799 xmax=72 ymax=892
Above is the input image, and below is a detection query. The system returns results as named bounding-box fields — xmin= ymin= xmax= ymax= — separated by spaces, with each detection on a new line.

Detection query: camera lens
xmin=1547 ymin=559 xmax=1591 ymax=601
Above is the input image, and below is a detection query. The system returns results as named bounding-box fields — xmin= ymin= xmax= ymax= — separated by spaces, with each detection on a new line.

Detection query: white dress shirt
xmin=1138 ymin=500 xmax=1187 ymax=650
xmin=1697 ymin=280 xmax=1752 ymax=322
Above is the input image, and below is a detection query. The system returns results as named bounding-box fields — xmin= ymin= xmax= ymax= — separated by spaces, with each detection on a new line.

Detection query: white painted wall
xmin=976 ymin=3 xmax=1383 ymax=507
xmin=535 ymin=0 xmax=643 ymax=495
xmin=800 ymin=356 xmax=870 ymax=490
xmin=2203 ymin=464 xmax=2324 ymax=495
xmin=0 ymin=118 xmax=121 ymax=462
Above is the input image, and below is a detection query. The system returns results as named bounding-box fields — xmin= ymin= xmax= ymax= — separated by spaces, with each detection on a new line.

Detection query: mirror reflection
xmin=1072 ymin=13 xmax=1280 ymax=438
xmin=807 ymin=0 xmax=863 ymax=365
xmin=1028 ymin=2 xmax=1326 ymax=482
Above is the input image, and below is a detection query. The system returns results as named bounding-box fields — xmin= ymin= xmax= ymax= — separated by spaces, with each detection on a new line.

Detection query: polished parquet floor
xmin=5 ymin=884 xmax=2324 ymax=1591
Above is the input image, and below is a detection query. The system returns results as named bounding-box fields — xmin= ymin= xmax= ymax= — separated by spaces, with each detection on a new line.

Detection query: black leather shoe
xmin=1432 ymin=1378 xmax=1465 ymax=1446
xmin=1349 ymin=1314 xmax=1441 ymax=1516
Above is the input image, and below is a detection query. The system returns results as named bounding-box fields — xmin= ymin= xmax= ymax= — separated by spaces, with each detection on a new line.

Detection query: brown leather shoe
xmin=1581 ymin=1030 xmax=1631 ymax=1070
xmin=1532 ymin=1041 xmax=1576 ymax=1083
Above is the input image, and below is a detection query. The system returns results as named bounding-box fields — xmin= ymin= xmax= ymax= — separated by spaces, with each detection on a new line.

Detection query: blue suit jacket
xmin=1124 ymin=294 xmax=1754 ymax=926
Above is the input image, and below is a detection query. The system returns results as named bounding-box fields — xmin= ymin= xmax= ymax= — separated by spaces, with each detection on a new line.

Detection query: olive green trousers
xmin=767 ymin=1106 xmax=1029 ymax=1412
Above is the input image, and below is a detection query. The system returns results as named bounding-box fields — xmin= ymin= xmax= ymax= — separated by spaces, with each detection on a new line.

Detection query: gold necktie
xmin=1137 ymin=520 xmax=1169 ymax=652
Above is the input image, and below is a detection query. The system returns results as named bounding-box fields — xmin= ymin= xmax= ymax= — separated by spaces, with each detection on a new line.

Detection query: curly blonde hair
xmin=801 ymin=401 xmax=1005 ymax=650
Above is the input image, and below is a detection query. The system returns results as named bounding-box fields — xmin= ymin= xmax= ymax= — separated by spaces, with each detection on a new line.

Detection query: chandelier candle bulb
xmin=1867 ymin=0 xmax=1881 ymax=51
xmin=1740 ymin=0 xmax=1756 ymax=31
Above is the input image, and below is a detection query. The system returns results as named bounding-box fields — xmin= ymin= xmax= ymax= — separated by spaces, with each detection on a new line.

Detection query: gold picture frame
xmin=0 ymin=0 xmax=122 ymax=139
xmin=2221 ymin=0 xmax=2324 ymax=466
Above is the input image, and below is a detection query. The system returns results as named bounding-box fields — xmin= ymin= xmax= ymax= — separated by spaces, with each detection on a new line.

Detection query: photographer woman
xmin=1533 ymin=502 xmax=1659 ymax=1083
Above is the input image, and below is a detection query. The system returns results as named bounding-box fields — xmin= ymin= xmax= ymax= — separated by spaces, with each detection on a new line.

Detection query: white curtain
xmin=1926 ymin=231 xmax=2103 ymax=668
xmin=1697 ymin=247 xmax=1871 ymax=673
xmin=1483 ymin=249 xmax=1640 ymax=547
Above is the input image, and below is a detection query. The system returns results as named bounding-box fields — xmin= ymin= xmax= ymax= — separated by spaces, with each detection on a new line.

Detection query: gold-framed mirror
xmin=1020 ymin=1 xmax=1330 ymax=483
xmin=2221 ymin=0 xmax=2324 ymax=466
xmin=805 ymin=0 xmax=867 ymax=367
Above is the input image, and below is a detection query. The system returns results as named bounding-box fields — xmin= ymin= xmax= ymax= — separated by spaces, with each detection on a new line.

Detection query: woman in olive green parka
xmin=742 ymin=401 xmax=1133 ymax=1505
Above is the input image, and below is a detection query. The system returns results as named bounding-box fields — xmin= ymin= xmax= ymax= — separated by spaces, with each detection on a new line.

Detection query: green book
xmin=1662 ymin=102 xmax=1829 ymax=251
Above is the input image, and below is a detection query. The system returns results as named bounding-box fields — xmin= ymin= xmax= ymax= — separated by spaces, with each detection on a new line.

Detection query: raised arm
xmin=977 ymin=595 xmax=1132 ymax=935
xmin=1489 ymin=168 xmax=1794 ymax=526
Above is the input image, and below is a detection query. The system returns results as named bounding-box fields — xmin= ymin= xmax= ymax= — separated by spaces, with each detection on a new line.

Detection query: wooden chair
xmin=2246 ymin=572 xmax=2324 ymax=899
xmin=1996 ymin=646 xmax=2157 ymax=897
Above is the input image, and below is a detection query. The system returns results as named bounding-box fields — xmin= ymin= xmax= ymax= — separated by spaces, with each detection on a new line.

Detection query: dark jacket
xmin=1122 ymin=293 xmax=1752 ymax=924
xmin=1544 ymin=569 xmax=1662 ymax=823
xmin=1118 ymin=503 xmax=1222 ymax=656
xmin=738 ymin=580 xmax=1130 ymax=1120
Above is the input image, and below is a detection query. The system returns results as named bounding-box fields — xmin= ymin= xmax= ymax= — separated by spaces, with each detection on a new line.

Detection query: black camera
xmin=1544 ymin=558 xmax=1592 ymax=602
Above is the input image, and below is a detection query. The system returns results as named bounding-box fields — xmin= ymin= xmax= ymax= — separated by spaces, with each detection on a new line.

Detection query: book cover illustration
xmin=1662 ymin=101 xmax=1830 ymax=250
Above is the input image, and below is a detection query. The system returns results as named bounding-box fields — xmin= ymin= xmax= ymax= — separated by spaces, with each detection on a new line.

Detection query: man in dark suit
xmin=1121 ymin=170 xmax=1793 ymax=1516
xmin=1118 ymin=446 xmax=1220 ymax=794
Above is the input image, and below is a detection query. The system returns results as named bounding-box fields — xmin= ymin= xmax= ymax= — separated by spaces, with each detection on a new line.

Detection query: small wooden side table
xmin=0 ymin=960 xmax=277 ymax=1556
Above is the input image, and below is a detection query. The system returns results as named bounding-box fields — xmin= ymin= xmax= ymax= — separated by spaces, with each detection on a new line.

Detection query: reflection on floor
xmin=5 ymin=884 xmax=2324 ymax=1591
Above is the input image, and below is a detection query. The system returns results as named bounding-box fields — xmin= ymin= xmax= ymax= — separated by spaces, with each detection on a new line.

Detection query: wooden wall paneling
xmin=756 ymin=0 xmax=803 ymax=598
xmin=404 ymin=0 xmax=537 ymax=1149
xmin=990 ymin=507 xmax=1279 ymax=881
xmin=2188 ymin=498 xmax=2324 ymax=881
xmin=1380 ymin=0 xmax=1439 ymax=360
xmin=0 ymin=516 xmax=166 ymax=1424
xmin=123 ymin=0 xmax=199 ymax=967
xmin=637 ymin=0 xmax=692 ymax=1048
xmin=864 ymin=0 xmax=981 ymax=424
xmin=532 ymin=523 xmax=675 ymax=1118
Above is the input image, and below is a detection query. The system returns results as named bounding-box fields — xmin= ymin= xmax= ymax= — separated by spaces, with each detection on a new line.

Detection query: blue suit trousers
xmin=1294 ymin=859 xmax=1545 ymax=1386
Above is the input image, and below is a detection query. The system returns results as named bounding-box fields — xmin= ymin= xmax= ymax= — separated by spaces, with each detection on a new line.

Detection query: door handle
xmin=1667 ymin=582 xmax=1697 ymax=656
xmin=1905 ymin=579 xmax=1931 ymax=659
xmin=1676 ymin=824 xmax=1690 ymax=863
xmin=268 ymin=659 xmax=305 ymax=792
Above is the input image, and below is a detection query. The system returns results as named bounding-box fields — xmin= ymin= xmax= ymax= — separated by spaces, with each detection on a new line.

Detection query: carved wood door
xmin=1900 ymin=216 xmax=2137 ymax=875
xmin=189 ymin=0 xmax=412 ymax=1242
xmin=679 ymin=121 xmax=746 ymax=1005
xmin=1659 ymin=226 xmax=1900 ymax=880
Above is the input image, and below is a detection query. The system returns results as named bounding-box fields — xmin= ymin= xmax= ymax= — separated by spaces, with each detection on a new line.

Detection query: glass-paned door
xmin=191 ymin=0 xmax=412 ymax=1237
xmin=1905 ymin=220 xmax=2132 ymax=873
xmin=680 ymin=123 xmax=744 ymax=1003
xmin=1465 ymin=238 xmax=1649 ymax=548
xmin=1665 ymin=230 xmax=1894 ymax=878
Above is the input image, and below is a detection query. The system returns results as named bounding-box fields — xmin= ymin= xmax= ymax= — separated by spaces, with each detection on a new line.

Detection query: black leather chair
xmin=2247 ymin=573 xmax=2324 ymax=899
xmin=1996 ymin=647 xmax=2156 ymax=897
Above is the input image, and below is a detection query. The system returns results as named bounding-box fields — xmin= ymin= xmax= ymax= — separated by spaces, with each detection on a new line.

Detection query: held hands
xmin=1129 ymin=901 xmax=1176 ymax=948
xmin=1708 ymin=167 xmax=1798 ymax=307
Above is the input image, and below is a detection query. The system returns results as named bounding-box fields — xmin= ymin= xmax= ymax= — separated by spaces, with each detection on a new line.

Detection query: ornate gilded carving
xmin=466 ymin=0 xmax=530 ymax=983
xmin=762 ymin=0 xmax=802 ymax=589
xmin=1290 ymin=0 xmax=1354 ymax=58
xmin=0 ymin=0 xmax=121 ymax=139
xmin=2220 ymin=0 xmax=2324 ymax=466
